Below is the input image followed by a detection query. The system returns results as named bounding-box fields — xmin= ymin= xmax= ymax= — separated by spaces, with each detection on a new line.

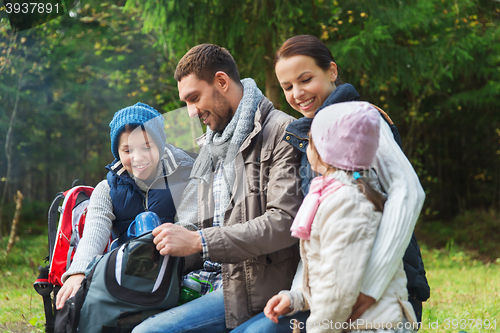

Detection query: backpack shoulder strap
xmin=370 ymin=104 xmax=394 ymax=125
xmin=370 ymin=103 xmax=403 ymax=149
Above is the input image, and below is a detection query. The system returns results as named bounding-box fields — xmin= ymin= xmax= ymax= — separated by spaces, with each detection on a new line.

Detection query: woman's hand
xmin=264 ymin=293 xmax=292 ymax=323
xmin=56 ymin=273 xmax=85 ymax=310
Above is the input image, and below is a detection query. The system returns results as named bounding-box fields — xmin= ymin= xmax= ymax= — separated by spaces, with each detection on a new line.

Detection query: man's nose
xmin=187 ymin=103 xmax=198 ymax=118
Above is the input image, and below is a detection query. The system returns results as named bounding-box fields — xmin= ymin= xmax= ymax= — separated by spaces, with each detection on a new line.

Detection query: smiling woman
xmin=231 ymin=35 xmax=429 ymax=333
xmin=275 ymin=55 xmax=337 ymax=119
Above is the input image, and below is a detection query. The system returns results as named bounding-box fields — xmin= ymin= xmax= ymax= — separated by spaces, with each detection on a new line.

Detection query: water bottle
xmin=178 ymin=277 xmax=202 ymax=305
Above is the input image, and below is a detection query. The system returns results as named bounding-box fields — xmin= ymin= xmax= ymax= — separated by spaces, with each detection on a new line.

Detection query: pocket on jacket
xmin=255 ymin=247 xmax=296 ymax=266
xmin=244 ymin=160 xmax=262 ymax=193
xmin=247 ymin=246 xmax=299 ymax=313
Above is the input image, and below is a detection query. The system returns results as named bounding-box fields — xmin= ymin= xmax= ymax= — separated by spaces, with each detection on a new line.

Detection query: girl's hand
xmin=347 ymin=293 xmax=376 ymax=322
xmin=56 ymin=273 xmax=85 ymax=310
xmin=264 ymin=293 xmax=292 ymax=323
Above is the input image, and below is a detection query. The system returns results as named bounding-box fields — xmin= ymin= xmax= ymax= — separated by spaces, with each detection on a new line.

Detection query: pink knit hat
xmin=310 ymin=101 xmax=380 ymax=170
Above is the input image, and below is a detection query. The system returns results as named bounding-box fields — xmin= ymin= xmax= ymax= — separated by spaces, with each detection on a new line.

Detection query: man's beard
xmin=210 ymin=88 xmax=234 ymax=133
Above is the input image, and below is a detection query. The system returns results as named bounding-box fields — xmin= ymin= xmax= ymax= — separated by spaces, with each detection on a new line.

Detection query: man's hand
xmin=56 ymin=273 xmax=85 ymax=310
xmin=152 ymin=223 xmax=202 ymax=257
xmin=264 ymin=293 xmax=292 ymax=323
xmin=347 ymin=293 xmax=376 ymax=322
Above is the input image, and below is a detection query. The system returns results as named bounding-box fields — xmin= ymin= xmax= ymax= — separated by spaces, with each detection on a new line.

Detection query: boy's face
xmin=178 ymin=73 xmax=234 ymax=133
xmin=118 ymin=128 xmax=160 ymax=181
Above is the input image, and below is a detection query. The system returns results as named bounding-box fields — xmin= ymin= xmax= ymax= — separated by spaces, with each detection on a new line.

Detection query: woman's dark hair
xmin=274 ymin=35 xmax=342 ymax=86
xmin=308 ymin=135 xmax=386 ymax=212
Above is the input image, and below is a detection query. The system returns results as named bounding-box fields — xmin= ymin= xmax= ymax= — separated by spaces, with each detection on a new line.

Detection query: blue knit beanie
xmin=109 ymin=102 xmax=166 ymax=159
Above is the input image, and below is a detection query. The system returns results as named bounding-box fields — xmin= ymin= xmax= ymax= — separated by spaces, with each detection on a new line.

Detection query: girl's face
xmin=275 ymin=55 xmax=337 ymax=118
xmin=306 ymin=143 xmax=330 ymax=175
xmin=118 ymin=128 xmax=160 ymax=181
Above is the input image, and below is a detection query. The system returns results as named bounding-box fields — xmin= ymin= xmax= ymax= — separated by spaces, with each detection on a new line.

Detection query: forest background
xmin=0 ymin=0 xmax=500 ymax=273
xmin=1 ymin=0 xmax=500 ymax=332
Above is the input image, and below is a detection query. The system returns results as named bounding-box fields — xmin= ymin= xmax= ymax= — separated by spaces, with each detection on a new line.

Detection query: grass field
xmin=1 ymin=235 xmax=499 ymax=333
xmin=0 ymin=236 xmax=46 ymax=333
xmin=420 ymin=245 xmax=500 ymax=332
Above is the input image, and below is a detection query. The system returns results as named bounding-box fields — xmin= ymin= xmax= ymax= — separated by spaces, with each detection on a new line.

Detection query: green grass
xmin=420 ymin=245 xmax=500 ymax=333
xmin=1 ymin=235 xmax=500 ymax=333
xmin=0 ymin=235 xmax=47 ymax=332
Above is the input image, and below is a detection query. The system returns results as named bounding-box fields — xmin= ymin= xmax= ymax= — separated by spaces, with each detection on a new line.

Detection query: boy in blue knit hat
xmin=55 ymin=102 xmax=196 ymax=309
xmin=109 ymin=102 xmax=167 ymax=182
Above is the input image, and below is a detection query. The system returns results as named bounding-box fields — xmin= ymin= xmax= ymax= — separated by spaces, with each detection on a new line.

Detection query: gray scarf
xmin=191 ymin=78 xmax=263 ymax=206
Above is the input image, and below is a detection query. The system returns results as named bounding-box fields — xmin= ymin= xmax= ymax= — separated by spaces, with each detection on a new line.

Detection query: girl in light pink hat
xmin=264 ymin=101 xmax=418 ymax=333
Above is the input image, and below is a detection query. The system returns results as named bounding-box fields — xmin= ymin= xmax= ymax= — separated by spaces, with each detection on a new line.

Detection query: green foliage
xmin=0 ymin=0 xmax=188 ymax=231
xmin=417 ymin=209 xmax=500 ymax=261
xmin=318 ymin=0 xmax=500 ymax=218
xmin=0 ymin=199 xmax=48 ymax=238
xmin=124 ymin=0 xmax=324 ymax=102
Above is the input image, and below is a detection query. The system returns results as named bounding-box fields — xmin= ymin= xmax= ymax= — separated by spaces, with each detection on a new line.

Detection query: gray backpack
xmin=55 ymin=231 xmax=183 ymax=333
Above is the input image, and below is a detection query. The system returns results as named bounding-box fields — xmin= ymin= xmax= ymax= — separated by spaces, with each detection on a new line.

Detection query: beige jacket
xmin=299 ymin=171 xmax=416 ymax=333
xmin=193 ymin=97 xmax=303 ymax=329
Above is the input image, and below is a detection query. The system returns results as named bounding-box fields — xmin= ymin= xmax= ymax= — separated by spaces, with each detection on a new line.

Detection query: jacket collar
xmin=239 ymin=96 xmax=271 ymax=152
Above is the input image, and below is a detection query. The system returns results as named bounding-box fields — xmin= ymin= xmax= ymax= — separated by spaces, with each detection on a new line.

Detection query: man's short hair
xmin=174 ymin=44 xmax=242 ymax=85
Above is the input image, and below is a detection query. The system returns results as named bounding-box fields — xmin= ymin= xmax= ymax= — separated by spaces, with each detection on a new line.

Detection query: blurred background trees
xmin=0 ymin=0 xmax=499 ymax=251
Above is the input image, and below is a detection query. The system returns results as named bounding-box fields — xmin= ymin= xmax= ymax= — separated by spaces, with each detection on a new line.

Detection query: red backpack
xmin=34 ymin=180 xmax=111 ymax=333
xmin=48 ymin=185 xmax=95 ymax=286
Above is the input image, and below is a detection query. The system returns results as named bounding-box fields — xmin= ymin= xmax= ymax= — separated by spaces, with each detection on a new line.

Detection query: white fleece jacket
xmin=288 ymin=170 xmax=416 ymax=333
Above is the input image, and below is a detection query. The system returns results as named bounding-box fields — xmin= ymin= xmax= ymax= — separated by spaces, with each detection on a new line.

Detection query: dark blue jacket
xmin=283 ymin=84 xmax=430 ymax=316
xmin=106 ymin=143 xmax=195 ymax=246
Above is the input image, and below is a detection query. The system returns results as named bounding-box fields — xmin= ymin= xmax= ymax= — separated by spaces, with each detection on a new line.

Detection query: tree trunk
xmin=263 ymin=0 xmax=280 ymax=109
xmin=45 ymin=131 xmax=52 ymax=201
xmin=0 ymin=79 xmax=21 ymax=239
xmin=265 ymin=68 xmax=281 ymax=109
xmin=6 ymin=191 xmax=23 ymax=254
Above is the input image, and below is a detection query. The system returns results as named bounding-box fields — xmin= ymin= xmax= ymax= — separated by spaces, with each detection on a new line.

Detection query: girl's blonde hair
xmin=308 ymin=135 xmax=386 ymax=212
